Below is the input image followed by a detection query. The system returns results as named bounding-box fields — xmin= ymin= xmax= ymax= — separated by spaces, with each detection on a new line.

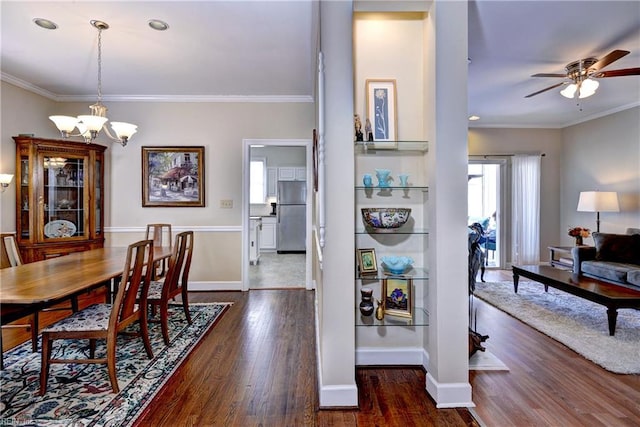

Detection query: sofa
xmin=572 ymin=228 xmax=640 ymax=289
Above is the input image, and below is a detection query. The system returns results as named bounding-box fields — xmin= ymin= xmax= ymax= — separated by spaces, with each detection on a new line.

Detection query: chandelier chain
xmin=97 ymin=28 xmax=103 ymax=102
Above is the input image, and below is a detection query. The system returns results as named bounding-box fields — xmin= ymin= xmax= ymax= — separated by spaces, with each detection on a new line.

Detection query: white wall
xmin=561 ymin=106 xmax=640 ymax=241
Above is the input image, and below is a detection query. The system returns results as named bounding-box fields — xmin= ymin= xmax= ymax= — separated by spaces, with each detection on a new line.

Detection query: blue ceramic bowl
xmin=361 ymin=208 xmax=411 ymax=230
xmin=380 ymin=256 xmax=414 ymax=275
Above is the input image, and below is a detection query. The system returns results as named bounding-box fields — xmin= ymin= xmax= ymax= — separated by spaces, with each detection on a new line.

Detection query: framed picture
xmin=357 ymin=248 xmax=378 ymax=275
xmin=365 ymin=79 xmax=398 ymax=148
xmin=142 ymin=146 xmax=205 ymax=207
xmin=382 ymin=277 xmax=412 ymax=318
xmin=312 ymin=129 xmax=319 ymax=192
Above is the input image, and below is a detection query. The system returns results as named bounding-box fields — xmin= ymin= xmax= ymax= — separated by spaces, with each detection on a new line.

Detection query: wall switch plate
xmin=220 ymin=199 xmax=233 ymax=208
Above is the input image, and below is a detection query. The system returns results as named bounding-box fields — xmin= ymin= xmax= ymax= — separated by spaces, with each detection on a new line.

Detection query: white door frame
xmin=242 ymin=139 xmax=313 ymax=291
xmin=469 ymin=157 xmax=508 ymax=269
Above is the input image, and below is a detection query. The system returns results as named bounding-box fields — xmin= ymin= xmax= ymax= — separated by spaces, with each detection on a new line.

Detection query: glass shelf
xmin=356 ymin=307 xmax=429 ymax=327
xmin=355 ymin=186 xmax=428 ymax=191
xmin=355 ymin=140 xmax=428 ymax=153
xmin=357 ymin=267 xmax=429 ymax=280
xmin=355 ymin=227 xmax=429 ymax=235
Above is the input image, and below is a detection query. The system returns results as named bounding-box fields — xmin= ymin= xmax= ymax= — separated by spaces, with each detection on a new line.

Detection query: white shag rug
xmin=473 ymin=281 xmax=640 ymax=374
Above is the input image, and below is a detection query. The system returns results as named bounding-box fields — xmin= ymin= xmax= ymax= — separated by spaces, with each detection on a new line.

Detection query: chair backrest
xmin=1 ymin=233 xmax=23 ymax=269
xmin=162 ymin=231 xmax=194 ymax=298
xmin=111 ymin=239 xmax=154 ymax=329
xmin=145 ymin=224 xmax=172 ymax=249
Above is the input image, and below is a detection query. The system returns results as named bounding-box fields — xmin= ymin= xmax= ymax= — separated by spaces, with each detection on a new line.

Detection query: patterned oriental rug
xmin=1 ymin=303 xmax=231 ymax=426
xmin=474 ymin=281 xmax=640 ymax=374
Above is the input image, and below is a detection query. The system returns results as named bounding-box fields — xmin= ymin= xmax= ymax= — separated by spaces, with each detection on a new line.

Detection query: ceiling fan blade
xmin=531 ymin=73 xmax=566 ymax=78
xmin=524 ymin=82 xmax=566 ymax=98
xmin=595 ymin=67 xmax=640 ymax=78
xmin=589 ymin=50 xmax=630 ymax=72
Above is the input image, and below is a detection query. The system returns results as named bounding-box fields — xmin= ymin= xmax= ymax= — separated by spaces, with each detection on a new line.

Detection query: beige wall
xmin=468 ymin=106 xmax=640 ymax=259
xmin=561 ymin=106 xmax=640 ymax=241
xmin=468 ymin=127 xmax=563 ymax=262
xmin=0 ymin=81 xmax=315 ymax=285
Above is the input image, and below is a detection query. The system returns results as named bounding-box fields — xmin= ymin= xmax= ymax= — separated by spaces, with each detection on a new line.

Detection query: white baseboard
xmin=425 ymin=372 xmax=474 ymax=408
xmin=356 ymin=347 xmax=428 ymax=368
xmin=187 ymin=281 xmax=243 ymax=292
xmin=318 ymin=384 xmax=359 ymax=408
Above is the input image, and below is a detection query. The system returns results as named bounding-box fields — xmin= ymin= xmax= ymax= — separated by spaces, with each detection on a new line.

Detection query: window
xmin=250 ymin=158 xmax=266 ymax=204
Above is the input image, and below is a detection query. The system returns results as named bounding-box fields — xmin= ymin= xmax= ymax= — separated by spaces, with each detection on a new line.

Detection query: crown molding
xmin=1 ymin=72 xmax=314 ymax=104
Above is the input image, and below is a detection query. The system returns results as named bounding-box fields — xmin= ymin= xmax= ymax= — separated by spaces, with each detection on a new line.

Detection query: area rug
xmin=473 ymin=281 xmax=640 ymax=374
xmin=0 ymin=303 xmax=231 ymax=426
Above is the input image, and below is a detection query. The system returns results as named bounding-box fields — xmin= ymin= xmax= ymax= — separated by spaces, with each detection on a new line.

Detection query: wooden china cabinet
xmin=13 ymin=136 xmax=107 ymax=262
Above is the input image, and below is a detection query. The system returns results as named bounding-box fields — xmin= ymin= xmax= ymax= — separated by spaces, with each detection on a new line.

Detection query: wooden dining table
xmin=0 ymin=246 xmax=172 ymax=322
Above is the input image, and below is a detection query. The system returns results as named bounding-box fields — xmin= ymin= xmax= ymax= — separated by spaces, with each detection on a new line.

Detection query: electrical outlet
xmin=220 ymin=199 xmax=233 ymax=209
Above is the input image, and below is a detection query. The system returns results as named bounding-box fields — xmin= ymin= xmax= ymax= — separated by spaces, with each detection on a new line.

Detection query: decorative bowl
xmin=361 ymin=208 xmax=411 ymax=230
xmin=380 ymin=256 xmax=414 ymax=275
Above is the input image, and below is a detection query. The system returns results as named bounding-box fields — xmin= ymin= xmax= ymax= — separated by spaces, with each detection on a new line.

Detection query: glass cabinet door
xmin=19 ymin=156 xmax=30 ymax=239
xmin=42 ymin=154 xmax=86 ymax=240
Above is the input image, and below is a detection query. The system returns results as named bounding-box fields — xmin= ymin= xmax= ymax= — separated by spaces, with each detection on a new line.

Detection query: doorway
xmin=242 ymin=139 xmax=313 ymax=291
xmin=468 ymin=160 xmax=506 ymax=268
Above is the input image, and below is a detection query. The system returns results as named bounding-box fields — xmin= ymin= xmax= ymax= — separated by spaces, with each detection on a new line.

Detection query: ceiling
xmin=1 ymin=1 xmax=639 ymax=129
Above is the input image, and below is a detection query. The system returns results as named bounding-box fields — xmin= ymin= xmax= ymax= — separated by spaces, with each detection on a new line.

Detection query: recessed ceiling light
xmin=148 ymin=19 xmax=169 ymax=31
xmin=468 ymin=115 xmax=480 ymax=121
xmin=33 ymin=18 xmax=58 ymax=30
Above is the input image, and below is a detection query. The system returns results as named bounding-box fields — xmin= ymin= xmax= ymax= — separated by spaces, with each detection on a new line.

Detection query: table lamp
xmin=577 ymin=191 xmax=619 ymax=233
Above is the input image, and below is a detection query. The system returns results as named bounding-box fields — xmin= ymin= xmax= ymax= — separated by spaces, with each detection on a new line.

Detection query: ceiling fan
xmin=525 ymin=49 xmax=640 ymax=99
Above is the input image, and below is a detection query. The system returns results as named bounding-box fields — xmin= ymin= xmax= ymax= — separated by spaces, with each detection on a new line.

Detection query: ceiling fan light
xmin=578 ymin=78 xmax=599 ymax=98
xmin=110 ymin=122 xmax=138 ymax=139
xmin=78 ymin=115 xmax=108 ymax=132
xmin=49 ymin=115 xmax=79 ymax=132
xmin=560 ymin=84 xmax=577 ymax=98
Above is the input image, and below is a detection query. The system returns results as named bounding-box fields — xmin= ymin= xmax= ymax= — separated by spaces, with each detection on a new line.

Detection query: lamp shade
xmin=0 ymin=174 xmax=14 ymax=185
xmin=577 ymin=191 xmax=620 ymax=212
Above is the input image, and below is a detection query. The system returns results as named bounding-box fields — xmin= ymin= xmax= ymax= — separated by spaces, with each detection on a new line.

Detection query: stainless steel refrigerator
xmin=277 ymin=181 xmax=306 ymax=253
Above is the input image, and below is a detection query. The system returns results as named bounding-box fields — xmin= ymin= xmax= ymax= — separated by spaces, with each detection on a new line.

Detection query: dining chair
xmin=145 ymin=231 xmax=194 ymax=345
xmin=0 ymin=233 xmax=37 ymax=369
xmin=39 ymin=239 xmax=155 ymax=395
xmin=145 ymin=223 xmax=172 ymax=278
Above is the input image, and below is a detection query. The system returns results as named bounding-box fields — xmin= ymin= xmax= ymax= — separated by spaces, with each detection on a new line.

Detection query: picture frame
xmin=365 ymin=79 xmax=398 ymax=148
xmin=382 ymin=277 xmax=412 ymax=318
xmin=357 ymin=248 xmax=378 ymax=275
xmin=312 ymin=129 xmax=319 ymax=192
xmin=142 ymin=146 xmax=205 ymax=207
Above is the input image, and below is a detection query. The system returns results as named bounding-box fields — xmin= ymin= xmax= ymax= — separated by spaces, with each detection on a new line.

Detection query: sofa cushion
xmin=627 ymin=270 xmax=640 ymax=287
xmin=592 ymin=232 xmax=640 ymax=264
xmin=581 ymin=261 xmax=636 ymax=284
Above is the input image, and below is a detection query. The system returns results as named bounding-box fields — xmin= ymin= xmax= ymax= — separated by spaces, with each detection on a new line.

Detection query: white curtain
xmin=511 ymin=155 xmax=541 ymax=265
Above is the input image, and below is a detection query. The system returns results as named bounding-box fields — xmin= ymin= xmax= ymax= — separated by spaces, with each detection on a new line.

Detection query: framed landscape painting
xmin=142 ymin=146 xmax=205 ymax=207
xmin=365 ymin=79 xmax=398 ymax=148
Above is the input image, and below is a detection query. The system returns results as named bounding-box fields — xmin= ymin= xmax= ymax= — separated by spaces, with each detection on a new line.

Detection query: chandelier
xmin=50 ymin=20 xmax=137 ymax=146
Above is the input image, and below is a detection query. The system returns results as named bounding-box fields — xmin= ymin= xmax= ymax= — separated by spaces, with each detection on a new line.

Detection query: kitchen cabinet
xmin=249 ymin=217 xmax=262 ymax=264
xmin=295 ymin=167 xmax=306 ymax=181
xmin=267 ymin=167 xmax=278 ymax=197
xmin=260 ymin=216 xmax=277 ymax=251
xmin=13 ymin=135 xmax=106 ymax=263
xmin=277 ymin=167 xmax=306 ymax=181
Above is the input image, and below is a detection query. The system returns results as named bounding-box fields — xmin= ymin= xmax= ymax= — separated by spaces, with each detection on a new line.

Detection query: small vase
xmin=375 ymin=299 xmax=385 ymax=320
xmin=359 ymin=288 xmax=374 ymax=316
xmin=575 ymin=236 xmax=583 ymax=246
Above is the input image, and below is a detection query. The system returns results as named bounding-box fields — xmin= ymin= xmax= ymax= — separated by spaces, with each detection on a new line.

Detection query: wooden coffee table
xmin=512 ymin=264 xmax=640 ymax=336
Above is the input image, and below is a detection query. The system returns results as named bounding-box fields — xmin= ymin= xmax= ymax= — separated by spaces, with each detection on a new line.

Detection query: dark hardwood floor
xmin=3 ymin=270 xmax=639 ymax=426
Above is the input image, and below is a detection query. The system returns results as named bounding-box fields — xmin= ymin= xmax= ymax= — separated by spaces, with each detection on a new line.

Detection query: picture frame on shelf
xmin=382 ymin=277 xmax=412 ymax=318
xmin=365 ymin=79 xmax=397 ymax=148
xmin=357 ymin=248 xmax=378 ymax=276
xmin=142 ymin=146 xmax=205 ymax=207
